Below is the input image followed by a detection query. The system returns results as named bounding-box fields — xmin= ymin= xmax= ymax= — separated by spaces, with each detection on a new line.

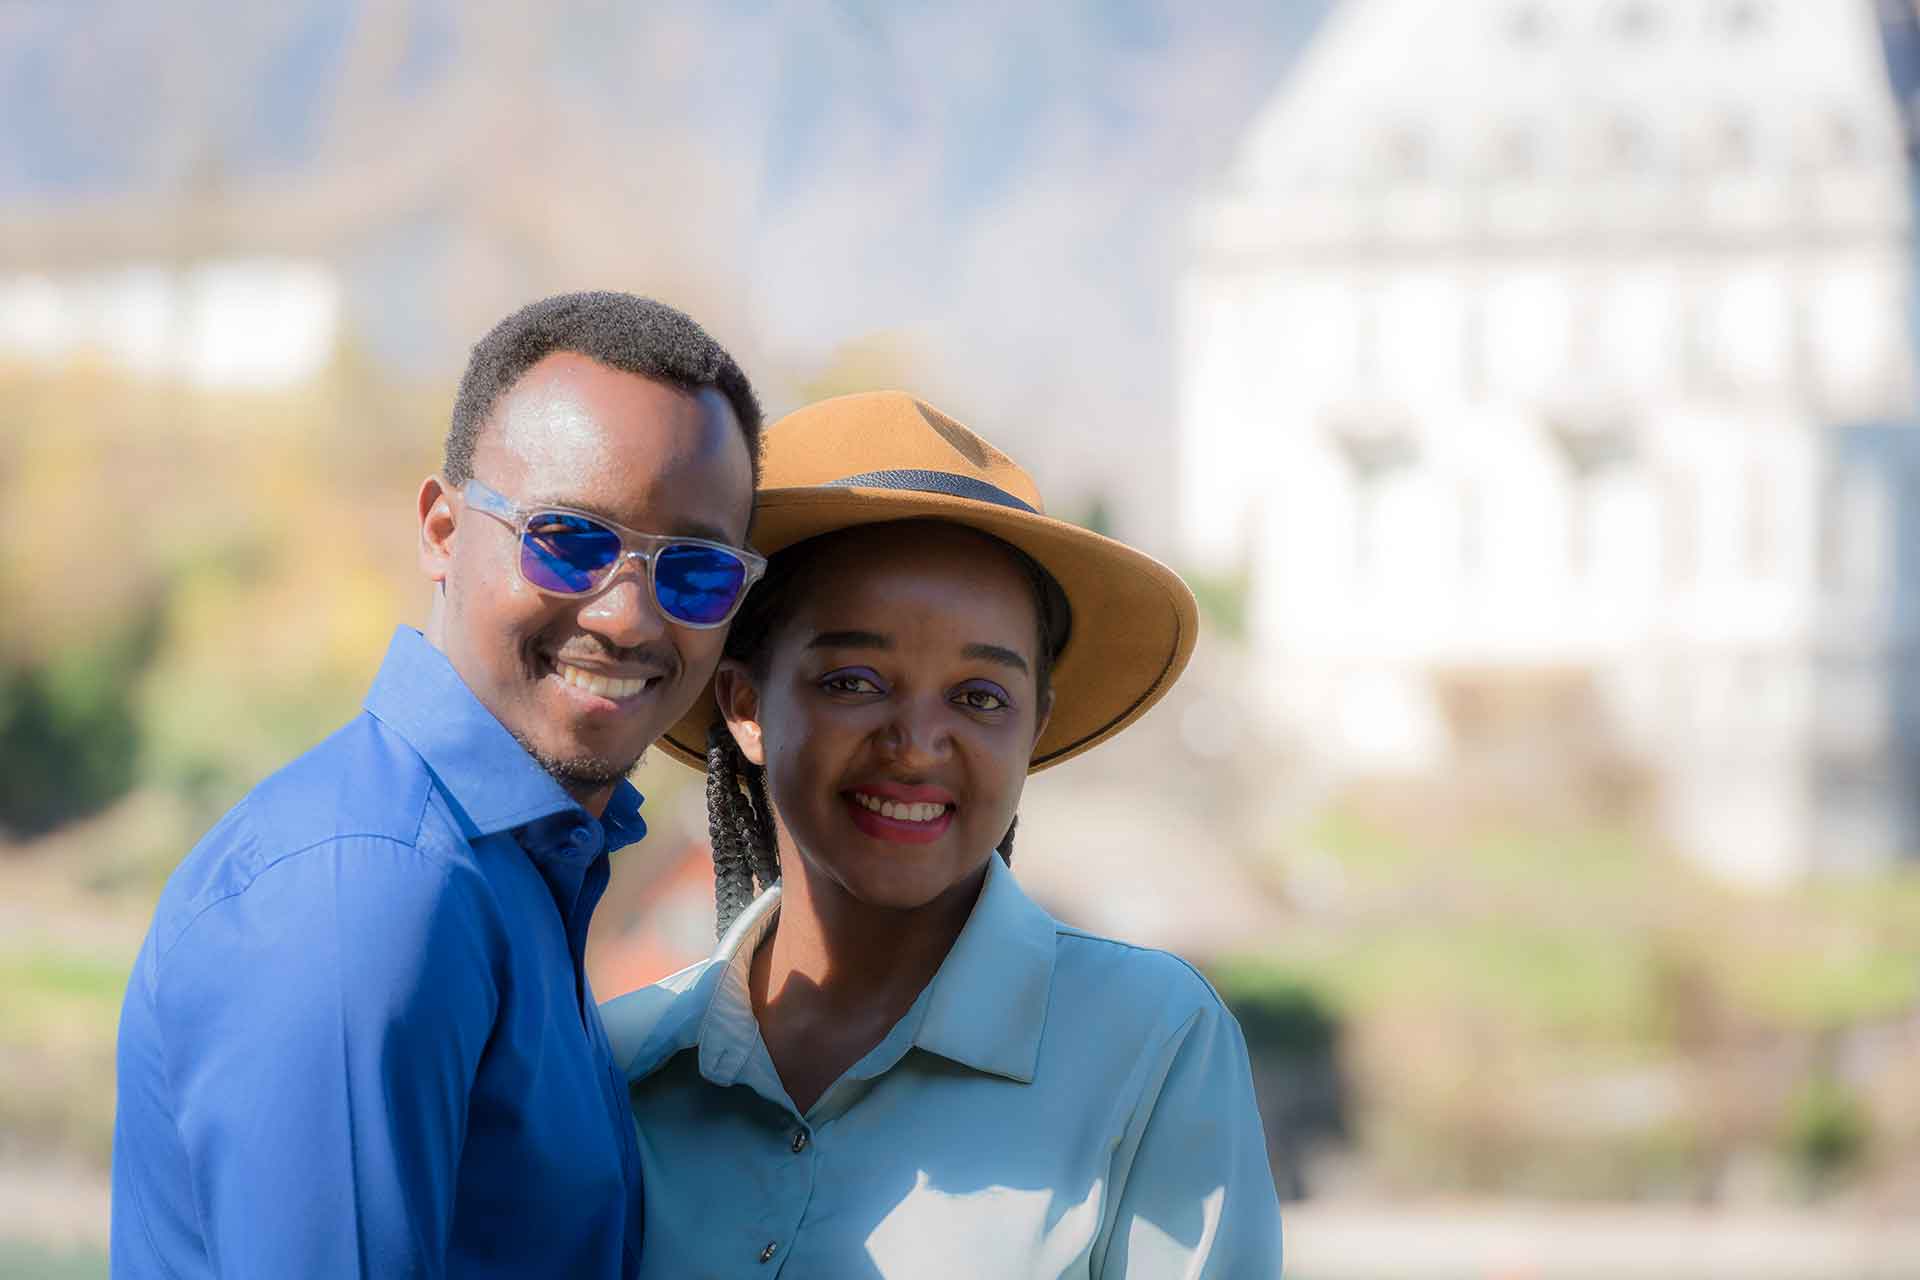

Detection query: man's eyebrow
xmin=806 ymin=630 xmax=893 ymax=651
xmin=524 ymin=496 xmax=737 ymax=546
xmin=961 ymin=643 xmax=1030 ymax=674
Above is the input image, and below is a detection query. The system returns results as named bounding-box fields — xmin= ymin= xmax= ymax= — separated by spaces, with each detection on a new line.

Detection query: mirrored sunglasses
xmin=461 ymin=478 xmax=765 ymax=629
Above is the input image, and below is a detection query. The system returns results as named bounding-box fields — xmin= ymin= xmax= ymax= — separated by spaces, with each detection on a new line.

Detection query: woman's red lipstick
xmin=843 ymin=784 xmax=956 ymax=845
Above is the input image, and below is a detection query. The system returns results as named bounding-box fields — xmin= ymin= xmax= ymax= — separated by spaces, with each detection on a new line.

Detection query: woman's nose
xmin=878 ymin=698 xmax=950 ymax=767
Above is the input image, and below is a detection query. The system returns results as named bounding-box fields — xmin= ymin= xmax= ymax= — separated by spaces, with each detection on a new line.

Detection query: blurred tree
xmin=1186 ymin=565 xmax=1250 ymax=641
xmin=1076 ymin=495 xmax=1113 ymax=537
xmin=1211 ymin=962 xmax=1346 ymax=1199
xmin=1783 ymin=1072 xmax=1871 ymax=1194
xmin=0 ymin=605 xmax=160 ymax=840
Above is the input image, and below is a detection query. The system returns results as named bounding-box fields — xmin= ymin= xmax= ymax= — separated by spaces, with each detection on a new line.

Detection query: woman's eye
xmin=955 ymin=687 xmax=1010 ymax=712
xmin=821 ymin=672 xmax=883 ymax=695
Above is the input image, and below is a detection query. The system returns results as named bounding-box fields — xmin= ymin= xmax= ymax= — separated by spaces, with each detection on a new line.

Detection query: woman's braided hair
xmin=705 ymin=520 xmax=1070 ymax=935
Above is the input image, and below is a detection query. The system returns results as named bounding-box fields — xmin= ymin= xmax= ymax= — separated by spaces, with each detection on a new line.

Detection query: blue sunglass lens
xmin=654 ymin=543 xmax=749 ymax=625
xmin=520 ymin=514 xmax=622 ymax=593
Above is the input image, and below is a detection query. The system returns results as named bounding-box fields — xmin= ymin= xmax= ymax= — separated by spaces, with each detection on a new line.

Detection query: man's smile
xmin=552 ymin=659 xmax=660 ymax=701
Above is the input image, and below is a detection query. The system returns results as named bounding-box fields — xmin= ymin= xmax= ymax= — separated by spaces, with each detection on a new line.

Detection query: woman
xmin=601 ymin=392 xmax=1281 ymax=1277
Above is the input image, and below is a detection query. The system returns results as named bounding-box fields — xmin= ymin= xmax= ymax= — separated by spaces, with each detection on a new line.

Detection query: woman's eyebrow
xmin=961 ymin=643 xmax=1029 ymax=674
xmin=806 ymin=630 xmax=892 ymax=651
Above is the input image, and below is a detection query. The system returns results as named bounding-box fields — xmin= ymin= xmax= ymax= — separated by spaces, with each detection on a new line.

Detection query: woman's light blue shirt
xmin=600 ymin=854 xmax=1282 ymax=1278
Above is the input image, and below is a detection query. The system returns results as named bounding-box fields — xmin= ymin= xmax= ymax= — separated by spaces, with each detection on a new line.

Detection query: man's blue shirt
xmin=112 ymin=627 xmax=647 ymax=1278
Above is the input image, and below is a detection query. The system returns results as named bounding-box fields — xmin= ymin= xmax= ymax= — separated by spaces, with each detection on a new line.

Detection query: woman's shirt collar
xmin=603 ymin=854 xmax=1060 ymax=1102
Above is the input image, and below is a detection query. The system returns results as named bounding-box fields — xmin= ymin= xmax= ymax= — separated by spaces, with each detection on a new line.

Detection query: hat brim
xmin=655 ymin=484 xmax=1199 ymax=772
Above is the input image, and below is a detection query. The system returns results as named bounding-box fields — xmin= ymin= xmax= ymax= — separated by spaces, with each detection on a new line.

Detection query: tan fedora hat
xmin=657 ymin=391 xmax=1199 ymax=771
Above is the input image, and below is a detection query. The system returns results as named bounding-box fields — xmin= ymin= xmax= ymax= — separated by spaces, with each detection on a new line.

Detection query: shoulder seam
xmin=158 ymin=832 xmax=454 ymax=964
xmin=1052 ymin=927 xmax=1231 ymax=1012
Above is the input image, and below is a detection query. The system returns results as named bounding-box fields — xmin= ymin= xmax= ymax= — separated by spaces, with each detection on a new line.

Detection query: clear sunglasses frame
xmin=460 ymin=477 xmax=767 ymax=629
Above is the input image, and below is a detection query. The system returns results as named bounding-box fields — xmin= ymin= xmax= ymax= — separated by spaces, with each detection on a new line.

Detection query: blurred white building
xmin=0 ymin=259 xmax=340 ymax=389
xmin=1180 ymin=0 xmax=1920 ymax=883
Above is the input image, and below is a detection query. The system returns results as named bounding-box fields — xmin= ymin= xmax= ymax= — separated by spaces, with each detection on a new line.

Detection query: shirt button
xmin=790 ymin=1129 xmax=810 ymax=1153
xmin=759 ymin=1241 xmax=779 ymax=1263
xmin=569 ymin=825 xmax=597 ymax=849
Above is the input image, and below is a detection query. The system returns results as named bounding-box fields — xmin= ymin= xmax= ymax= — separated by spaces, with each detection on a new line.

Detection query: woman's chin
xmin=809 ymin=849 xmax=989 ymax=916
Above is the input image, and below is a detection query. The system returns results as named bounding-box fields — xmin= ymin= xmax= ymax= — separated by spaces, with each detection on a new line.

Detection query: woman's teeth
xmin=555 ymin=662 xmax=652 ymax=699
xmin=852 ymin=793 xmax=950 ymax=824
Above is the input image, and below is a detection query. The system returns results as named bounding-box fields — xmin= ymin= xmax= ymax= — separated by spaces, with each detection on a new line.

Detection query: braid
xmin=706 ymin=727 xmax=758 ymax=936
xmin=996 ymin=815 xmax=1017 ymax=867
xmin=743 ymin=757 xmax=781 ymax=893
xmin=706 ymin=724 xmax=780 ymax=936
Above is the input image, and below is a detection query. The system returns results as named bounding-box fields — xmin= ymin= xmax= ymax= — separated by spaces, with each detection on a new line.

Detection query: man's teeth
xmin=852 ymin=793 xmax=950 ymax=824
xmin=555 ymin=662 xmax=652 ymax=699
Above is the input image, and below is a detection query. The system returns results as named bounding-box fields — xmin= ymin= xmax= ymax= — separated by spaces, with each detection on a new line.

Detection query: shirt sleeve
xmin=1097 ymin=998 xmax=1284 ymax=1279
xmin=154 ymin=836 xmax=499 ymax=1278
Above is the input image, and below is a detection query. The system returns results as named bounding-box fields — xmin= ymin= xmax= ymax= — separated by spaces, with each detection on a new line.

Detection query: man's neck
xmin=566 ymin=781 xmax=614 ymax=818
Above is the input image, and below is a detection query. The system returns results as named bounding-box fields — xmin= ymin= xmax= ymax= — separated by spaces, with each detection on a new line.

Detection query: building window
xmin=1715 ymin=114 xmax=1756 ymax=170
xmin=1824 ymin=113 xmax=1863 ymax=167
xmin=1665 ymin=470 xmax=1700 ymax=587
xmin=1612 ymin=1 xmax=1661 ymax=41
xmin=1606 ymin=117 xmax=1651 ymax=172
xmin=1722 ymin=0 xmax=1770 ymax=37
xmin=1745 ymin=460 xmax=1779 ymax=579
xmin=1492 ymin=124 xmax=1540 ymax=179
xmin=1458 ymin=480 xmax=1484 ymax=576
xmin=1505 ymin=3 xmax=1550 ymax=45
xmin=1384 ymin=126 xmax=1430 ymax=181
xmin=1328 ymin=418 xmax=1419 ymax=581
xmin=1823 ymin=466 xmax=1888 ymax=596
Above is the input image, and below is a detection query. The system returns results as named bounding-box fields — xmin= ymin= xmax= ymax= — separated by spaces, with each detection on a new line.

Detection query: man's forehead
xmin=476 ymin=354 xmax=751 ymax=539
xmin=490 ymin=364 xmax=609 ymax=472
xmin=485 ymin=357 xmax=734 ymax=464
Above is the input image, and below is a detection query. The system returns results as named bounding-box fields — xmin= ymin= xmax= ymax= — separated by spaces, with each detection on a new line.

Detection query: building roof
xmin=1199 ymin=0 xmax=1911 ymax=259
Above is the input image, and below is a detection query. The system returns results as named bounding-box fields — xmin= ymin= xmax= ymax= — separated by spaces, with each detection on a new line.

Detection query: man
xmin=111 ymin=292 xmax=762 ymax=1277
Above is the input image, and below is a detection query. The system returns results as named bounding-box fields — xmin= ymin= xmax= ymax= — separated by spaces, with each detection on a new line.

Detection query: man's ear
xmin=419 ymin=475 xmax=457 ymax=585
xmin=714 ymin=661 xmax=766 ymax=767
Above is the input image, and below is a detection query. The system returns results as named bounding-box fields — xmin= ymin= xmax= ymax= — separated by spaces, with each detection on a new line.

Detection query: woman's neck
xmin=747 ymin=857 xmax=989 ymax=1113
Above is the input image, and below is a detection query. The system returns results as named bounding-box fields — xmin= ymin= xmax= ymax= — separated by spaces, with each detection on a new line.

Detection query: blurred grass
xmin=1223 ymin=798 xmax=1920 ymax=1197
xmin=0 ymin=939 xmax=130 ymax=1165
xmin=0 ymin=1241 xmax=105 ymax=1280
xmin=1274 ymin=803 xmax=1920 ymax=1037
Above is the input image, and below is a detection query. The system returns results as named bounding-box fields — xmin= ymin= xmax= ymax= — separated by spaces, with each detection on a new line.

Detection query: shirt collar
xmin=362 ymin=626 xmax=646 ymax=849
xmin=622 ymin=855 xmax=1057 ymax=1088
xmin=910 ymin=854 xmax=1057 ymax=1083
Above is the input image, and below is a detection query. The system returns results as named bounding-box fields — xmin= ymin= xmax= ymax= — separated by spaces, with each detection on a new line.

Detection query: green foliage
xmin=1075 ymin=496 xmax=1114 ymax=538
xmin=1209 ymin=961 xmax=1339 ymax=1057
xmin=0 ymin=608 xmax=160 ymax=838
xmin=1184 ymin=567 xmax=1250 ymax=640
xmin=1782 ymin=1075 xmax=1871 ymax=1189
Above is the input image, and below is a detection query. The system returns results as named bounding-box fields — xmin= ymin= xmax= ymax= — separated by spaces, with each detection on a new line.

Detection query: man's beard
xmin=512 ymin=730 xmax=643 ymax=802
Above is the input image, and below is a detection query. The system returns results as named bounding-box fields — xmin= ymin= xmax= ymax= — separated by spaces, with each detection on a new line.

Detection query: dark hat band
xmin=823 ymin=469 xmax=1038 ymax=515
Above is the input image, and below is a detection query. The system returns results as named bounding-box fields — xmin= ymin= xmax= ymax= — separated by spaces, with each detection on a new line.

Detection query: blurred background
xmin=5 ymin=0 xmax=1920 ymax=1275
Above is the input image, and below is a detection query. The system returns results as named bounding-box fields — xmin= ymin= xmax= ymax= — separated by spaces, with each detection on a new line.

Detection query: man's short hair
xmin=444 ymin=291 xmax=763 ymax=486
